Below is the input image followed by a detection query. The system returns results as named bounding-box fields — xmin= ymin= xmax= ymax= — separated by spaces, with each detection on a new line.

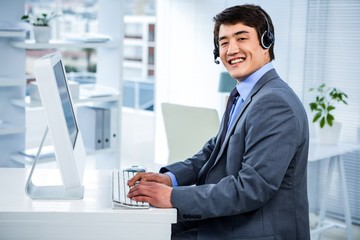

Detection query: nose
xmin=227 ymin=39 xmax=239 ymax=56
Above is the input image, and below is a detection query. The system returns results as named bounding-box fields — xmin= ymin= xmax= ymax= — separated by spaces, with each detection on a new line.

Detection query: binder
xmin=102 ymin=106 xmax=118 ymax=149
xmin=77 ymin=106 xmax=104 ymax=150
xmin=109 ymin=107 xmax=118 ymax=149
xmin=102 ymin=108 xmax=110 ymax=148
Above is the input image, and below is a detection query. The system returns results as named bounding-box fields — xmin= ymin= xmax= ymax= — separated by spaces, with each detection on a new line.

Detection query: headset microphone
xmin=213 ymin=39 xmax=220 ymax=64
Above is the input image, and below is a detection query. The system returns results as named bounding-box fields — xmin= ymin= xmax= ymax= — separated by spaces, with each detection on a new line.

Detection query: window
xmin=303 ymin=0 xmax=360 ymax=224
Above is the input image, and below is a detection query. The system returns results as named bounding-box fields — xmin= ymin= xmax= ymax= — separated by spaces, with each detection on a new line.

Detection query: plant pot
xmin=316 ymin=122 xmax=342 ymax=145
xmin=33 ymin=26 xmax=51 ymax=43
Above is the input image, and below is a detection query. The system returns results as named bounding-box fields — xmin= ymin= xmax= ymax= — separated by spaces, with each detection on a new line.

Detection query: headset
xmin=213 ymin=9 xmax=274 ymax=64
xmin=259 ymin=10 xmax=274 ymax=50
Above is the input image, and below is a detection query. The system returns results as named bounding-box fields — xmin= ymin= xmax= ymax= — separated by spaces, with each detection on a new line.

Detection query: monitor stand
xmin=25 ymin=127 xmax=84 ymax=200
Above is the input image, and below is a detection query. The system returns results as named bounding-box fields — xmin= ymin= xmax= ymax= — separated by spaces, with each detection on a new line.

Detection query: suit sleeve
xmin=170 ymin=90 xmax=305 ymax=220
xmin=160 ymin=136 xmax=217 ymax=186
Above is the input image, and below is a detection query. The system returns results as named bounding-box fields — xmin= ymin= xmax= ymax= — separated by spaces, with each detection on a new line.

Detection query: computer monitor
xmin=25 ymin=51 xmax=86 ymax=199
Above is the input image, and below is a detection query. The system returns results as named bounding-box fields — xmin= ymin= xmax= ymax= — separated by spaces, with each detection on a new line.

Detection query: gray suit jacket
xmin=161 ymin=69 xmax=310 ymax=240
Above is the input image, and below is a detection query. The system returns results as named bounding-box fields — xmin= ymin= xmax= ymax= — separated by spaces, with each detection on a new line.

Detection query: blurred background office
xmin=0 ymin=0 xmax=359 ymax=239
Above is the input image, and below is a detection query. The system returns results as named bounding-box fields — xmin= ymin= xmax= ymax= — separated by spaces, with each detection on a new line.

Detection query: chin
xmin=227 ymin=71 xmax=244 ymax=82
xmin=232 ymin=66 xmax=254 ymax=81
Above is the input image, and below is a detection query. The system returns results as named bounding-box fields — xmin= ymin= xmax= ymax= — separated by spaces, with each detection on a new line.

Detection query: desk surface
xmin=0 ymin=168 xmax=177 ymax=240
xmin=308 ymin=140 xmax=359 ymax=162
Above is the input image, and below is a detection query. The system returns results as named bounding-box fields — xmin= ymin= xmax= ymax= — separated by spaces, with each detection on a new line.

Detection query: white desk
xmin=308 ymin=141 xmax=359 ymax=240
xmin=0 ymin=169 xmax=177 ymax=240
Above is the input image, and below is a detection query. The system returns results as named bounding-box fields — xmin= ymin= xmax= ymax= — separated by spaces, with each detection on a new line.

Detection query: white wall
xmin=154 ymin=0 xmax=225 ymax=163
xmin=121 ymin=108 xmax=155 ymax=166
xmin=156 ymin=0 xmax=226 ymax=111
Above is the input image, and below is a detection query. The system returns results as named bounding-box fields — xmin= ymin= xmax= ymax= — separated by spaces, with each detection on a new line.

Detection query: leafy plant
xmin=21 ymin=12 xmax=59 ymax=27
xmin=309 ymin=83 xmax=348 ymax=128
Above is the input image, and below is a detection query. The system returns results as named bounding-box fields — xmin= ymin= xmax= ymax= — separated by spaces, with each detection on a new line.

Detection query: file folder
xmin=102 ymin=106 xmax=118 ymax=149
xmin=77 ymin=106 xmax=103 ymax=150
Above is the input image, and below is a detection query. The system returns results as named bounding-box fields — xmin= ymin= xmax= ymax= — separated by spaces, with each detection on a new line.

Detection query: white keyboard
xmin=112 ymin=168 xmax=149 ymax=209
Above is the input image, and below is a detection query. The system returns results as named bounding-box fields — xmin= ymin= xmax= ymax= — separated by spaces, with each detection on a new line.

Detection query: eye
xmin=219 ymin=41 xmax=228 ymax=47
xmin=237 ymin=37 xmax=247 ymax=41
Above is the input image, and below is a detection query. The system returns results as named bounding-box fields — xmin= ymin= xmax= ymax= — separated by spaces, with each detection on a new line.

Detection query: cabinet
xmin=123 ymin=15 xmax=155 ymax=81
xmin=0 ymin=0 xmax=125 ymax=168
xmin=0 ymin=0 xmax=26 ymax=167
xmin=123 ymin=15 xmax=155 ymax=110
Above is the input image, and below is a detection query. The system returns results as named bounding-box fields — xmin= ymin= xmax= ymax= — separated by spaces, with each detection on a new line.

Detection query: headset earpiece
xmin=261 ymin=30 xmax=274 ymax=49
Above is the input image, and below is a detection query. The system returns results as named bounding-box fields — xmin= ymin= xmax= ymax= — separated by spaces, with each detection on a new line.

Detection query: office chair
xmin=161 ymin=102 xmax=220 ymax=164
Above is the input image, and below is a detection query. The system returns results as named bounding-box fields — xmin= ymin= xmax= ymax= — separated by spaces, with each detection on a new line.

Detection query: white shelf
xmin=0 ymin=0 xmax=124 ymax=168
xmin=11 ymin=152 xmax=55 ymax=166
xmin=0 ymin=30 xmax=26 ymax=38
xmin=124 ymin=77 xmax=155 ymax=84
xmin=0 ymin=76 xmax=23 ymax=87
xmin=11 ymin=146 xmax=117 ymax=166
xmin=0 ymin=2 xmax=27 ymax=167
xmin=123 ymin=61 xmax=154 ymax=71
xmin=0 ymin=121 xmax=25 ymax=136
xmin=124 ymin=15 xmax=156 ymax=24
xmin=12 ymin=94 xmax=120 ymax=109
xmin=123 ymin=60 xmax=144 ymax=69
xmin=11 ymin=39 xmax=121 ymax=49
xmin=124 ymin=38 xmax=143 ymax=46
xmin=124 ymin=38 xmax=155 ymax=48
xmin=123 ymin=15 xmax=156 ymax=86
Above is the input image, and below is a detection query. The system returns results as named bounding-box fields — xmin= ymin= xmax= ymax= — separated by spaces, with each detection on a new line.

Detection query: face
xmin=218 ymin=22 xmax=270 ymax=82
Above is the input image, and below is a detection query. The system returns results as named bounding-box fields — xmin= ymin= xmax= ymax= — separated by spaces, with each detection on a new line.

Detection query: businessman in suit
xmin=128 ymin=4 xmax=310 ymax=240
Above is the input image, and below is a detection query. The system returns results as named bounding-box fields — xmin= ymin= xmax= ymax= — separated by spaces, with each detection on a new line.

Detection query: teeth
xmin=230 ymin=58 xmax=244 ymax=64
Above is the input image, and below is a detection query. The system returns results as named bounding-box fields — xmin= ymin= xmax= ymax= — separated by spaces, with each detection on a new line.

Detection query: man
xmin=128 ymin=4 xmax=310 ymax=240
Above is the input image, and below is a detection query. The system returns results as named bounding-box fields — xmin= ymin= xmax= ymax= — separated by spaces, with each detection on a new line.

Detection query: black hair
xmin=213 ymin=4 xmax=275 ymax=60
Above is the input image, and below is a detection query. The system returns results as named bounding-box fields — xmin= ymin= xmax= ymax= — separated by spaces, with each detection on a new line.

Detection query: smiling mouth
xmin=229 ymin=58 xmax=245 ymax=65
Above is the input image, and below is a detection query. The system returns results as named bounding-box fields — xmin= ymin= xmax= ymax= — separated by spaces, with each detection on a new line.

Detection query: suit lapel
xmin=212 ymin=69 xmax=279 ymax=166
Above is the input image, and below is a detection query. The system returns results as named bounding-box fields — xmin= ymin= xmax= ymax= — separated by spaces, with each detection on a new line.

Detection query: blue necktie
xmin=220 ymin=87 xmax=239 ymax=145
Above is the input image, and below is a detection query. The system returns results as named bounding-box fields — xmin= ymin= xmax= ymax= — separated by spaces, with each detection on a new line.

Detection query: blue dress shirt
xmin=228 ymin=62 xmax=274 ymax=130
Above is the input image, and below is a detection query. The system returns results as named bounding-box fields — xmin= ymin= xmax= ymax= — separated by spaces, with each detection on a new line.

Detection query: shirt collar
xmin=236 ymin=61 xmax=274 ymax=102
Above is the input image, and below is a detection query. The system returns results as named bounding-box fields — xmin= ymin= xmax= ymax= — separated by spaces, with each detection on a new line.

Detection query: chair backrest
xmin=161 ymin=102 xmax=220 ymax=164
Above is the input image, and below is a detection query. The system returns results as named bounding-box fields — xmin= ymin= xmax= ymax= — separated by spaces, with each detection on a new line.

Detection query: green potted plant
xmin=309 ymin=83 xmax=348 ymax=144
xmin=21 ymin=12 xmax=58 ymax=43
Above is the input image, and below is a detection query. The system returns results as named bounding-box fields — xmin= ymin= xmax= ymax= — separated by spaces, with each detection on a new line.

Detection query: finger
xmin=130 ymin=195 xmax=152 ymax=205
xmin=128 ymin=183 xmax=157 ymax=205
xmin=138 ymin=172 xmax=172 ymax=186
xmin=128 ymin=181 xmax=153 ymax=196
xmin=129 ymin=182 xmax=173 ymax=208
xmin=128 ymin=182 xmax=155 ymax=198
xmin=127 ymin=172 xmax=148 ymax=186
xmin=138 ymin=173 xmax=162 ymax=182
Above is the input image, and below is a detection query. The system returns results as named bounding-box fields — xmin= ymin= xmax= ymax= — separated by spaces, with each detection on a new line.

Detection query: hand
xmin=127 ymin=181 xmax=173 ymax=208
xmin=128 ymin=172 xmax=172 ymax=187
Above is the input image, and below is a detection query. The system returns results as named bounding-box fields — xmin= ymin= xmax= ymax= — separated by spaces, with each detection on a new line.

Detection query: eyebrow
xmin=218 ymin=30 xmax=250 ymax=42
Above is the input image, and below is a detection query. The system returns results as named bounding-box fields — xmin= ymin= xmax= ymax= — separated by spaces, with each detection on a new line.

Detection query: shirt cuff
xmin=164 ymin=171 xmax=179 ymax=187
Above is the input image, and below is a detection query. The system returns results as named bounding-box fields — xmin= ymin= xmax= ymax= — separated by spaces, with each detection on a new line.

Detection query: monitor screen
xmin=53 ymin=60 xmax=78 ymax=147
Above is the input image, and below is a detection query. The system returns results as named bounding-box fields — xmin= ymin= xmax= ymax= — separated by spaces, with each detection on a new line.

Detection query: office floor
xmin=309 ymin=212 xmax=360 ymax=240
